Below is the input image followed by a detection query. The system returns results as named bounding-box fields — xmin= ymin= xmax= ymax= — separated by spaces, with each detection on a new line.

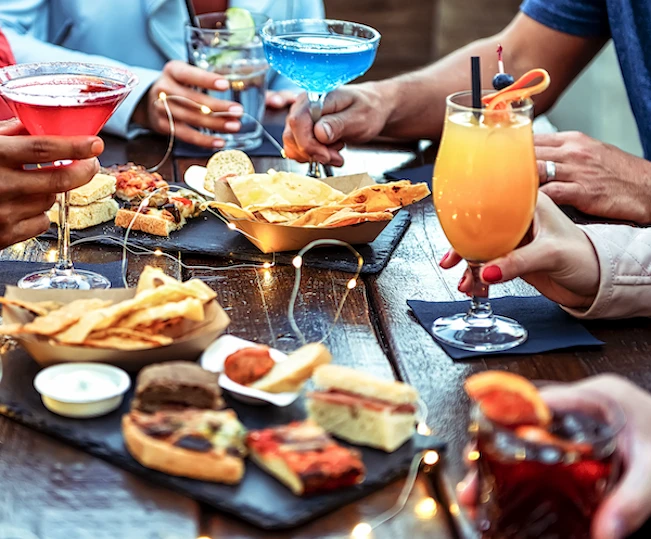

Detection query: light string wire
xmin=288 ymin=239 xmax=362 ymax=346
xmin=45 ymin=91 xmax=441 ymax=538
xmin=146 ymin=92 xmax=286 ymax=174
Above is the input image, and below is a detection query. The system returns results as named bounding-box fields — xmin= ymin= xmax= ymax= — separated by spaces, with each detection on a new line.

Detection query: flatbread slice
xmin=319 ymin=208 xmax=394 ymax=228
xmin=340 ymin=181 xmax=431 ymax=211
xmin=287 ymin=204 xmax=367 ymax=227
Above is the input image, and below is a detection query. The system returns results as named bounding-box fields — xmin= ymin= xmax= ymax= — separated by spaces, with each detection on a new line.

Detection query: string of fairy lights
xmin=31 ymin=91 xmax=448 ymax=538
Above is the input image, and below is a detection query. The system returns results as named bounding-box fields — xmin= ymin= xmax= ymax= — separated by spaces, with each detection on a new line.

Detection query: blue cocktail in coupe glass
xmin=261 ymin=19 xmax=380 ymax=177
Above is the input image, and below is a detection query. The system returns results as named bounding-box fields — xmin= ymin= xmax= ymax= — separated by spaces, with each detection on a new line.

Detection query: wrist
xmin=364 ymin=79 xmax=400 ymax=136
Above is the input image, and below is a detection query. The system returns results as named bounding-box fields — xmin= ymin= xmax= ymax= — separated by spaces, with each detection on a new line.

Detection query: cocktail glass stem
xmin=307 ymin=91 xmax=326 ymax=178
xmin=431 ymin=261 xmax=527 ymax=352
xmin=55 ymin=191 xmax=73 ymax=274
xmin=466 ymin=263 xmax=493 ymax=323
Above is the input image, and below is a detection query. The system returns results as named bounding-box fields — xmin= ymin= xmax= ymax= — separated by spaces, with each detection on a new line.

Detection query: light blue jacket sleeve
xmin=0 ymin=1 xmax=159 ymax=138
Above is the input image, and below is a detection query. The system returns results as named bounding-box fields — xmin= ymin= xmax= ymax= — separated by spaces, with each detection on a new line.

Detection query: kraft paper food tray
xmin=212 ymin=173 xmax=393 ymax=254
xmin=2 ymin=286 xmax=230 ymax=371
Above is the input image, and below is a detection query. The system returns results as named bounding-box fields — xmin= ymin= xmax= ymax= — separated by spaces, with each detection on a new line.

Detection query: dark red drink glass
xmin=472 ymin=385 xmax=624 ymax=538
xmin=0 ymin=62 xmax=137 ymax=289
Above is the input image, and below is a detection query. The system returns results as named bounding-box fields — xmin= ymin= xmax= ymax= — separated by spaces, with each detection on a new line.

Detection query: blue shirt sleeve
xmin=520 ymin=0 xmax=610 ymax=38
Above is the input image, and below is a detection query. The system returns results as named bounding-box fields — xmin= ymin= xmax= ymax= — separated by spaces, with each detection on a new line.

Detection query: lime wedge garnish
xmin=225 ymin=7 xmax=255 ymax=46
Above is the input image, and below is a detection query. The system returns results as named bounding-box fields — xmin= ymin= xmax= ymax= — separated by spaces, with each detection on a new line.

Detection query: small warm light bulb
xmin=263 ymin=262 xmax=272 ymax=269
xmin=292 ymin=255 xmax=302 ymax=268
xmin=468 ymin=450 xmax=480 ymax=462
xmin=263 ymin=269 xmax=272 ymax=281
xmin=414 ymin=497 xmax=438 ymax=520
xmin=158 ymin=91 xmax=167 ymax=100
xmin=417 ymin=422 xmax=432 ymax=436
xmin=280 ymin=148 xmax=287 ymax=159
xmin=351 ymin=522 xmax=372 ymax=538
xmin=347 ymin=278 xmax=357 ymax=289
xmin=47 ymin=249 xmax=57 ymax=263
xmin=227 ymin=223 xmax=237 ymax=230
xmin=200 ymin=104 xmax=212 ymax=115
xmin=153 ymin=248 xmax=163 ymax=256
xmin=449 ymin=503 xmax=460 ymax=516
xmin=197 ymin=536 xmax=211 ymax=539
xmin=423 ymin=450 xmax=439 ymax=465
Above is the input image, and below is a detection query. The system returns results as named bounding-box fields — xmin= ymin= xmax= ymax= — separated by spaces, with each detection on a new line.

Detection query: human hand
xmin=283 ymin=83 xmax=389 ymax=166
xmin=536 ymin=131 xmax=651 ymax=224
xmin=265 ymin=90 xmax=297 ymax=110
xmin=440 ymin=193 xmax=600 ymax=309
xmin=139 ymin=61 xmax=244 ymax=149
xmin=457 ymin=374 xmax=651 ymax=539
xmin=0 ymin=119 xmax=102 ymax=248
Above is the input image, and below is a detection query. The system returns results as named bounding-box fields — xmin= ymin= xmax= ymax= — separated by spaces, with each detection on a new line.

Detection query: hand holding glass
xmin=0 ymin=62 xmax=137 ymax=290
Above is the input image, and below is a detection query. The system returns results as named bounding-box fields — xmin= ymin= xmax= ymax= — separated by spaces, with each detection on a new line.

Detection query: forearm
xmin=368 ymin=13 xmax=605 ymax=141
xmin=565 ymin=225 xmax=651 ymax=319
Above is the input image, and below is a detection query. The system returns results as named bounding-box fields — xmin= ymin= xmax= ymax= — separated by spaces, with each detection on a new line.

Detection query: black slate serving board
xmin=0 ymin=351 xmax=444 ymax=530
xmin=40 ymin=187 xmax=411 ymax=275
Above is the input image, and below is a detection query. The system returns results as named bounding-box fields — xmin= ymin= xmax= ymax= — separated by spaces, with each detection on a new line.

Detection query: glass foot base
xmin=18 ymin=269 xmax=111 ymax=290
xmin=432 ymin=313 xmax=527 ymax=352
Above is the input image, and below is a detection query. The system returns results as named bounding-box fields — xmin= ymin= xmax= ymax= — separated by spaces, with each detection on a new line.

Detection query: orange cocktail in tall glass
xmin=432 ymin=92 xmax=537 ymax=352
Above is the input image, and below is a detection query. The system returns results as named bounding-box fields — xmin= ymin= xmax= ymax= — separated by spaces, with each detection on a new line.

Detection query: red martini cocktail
xmin=0 ymin=62 xmax=138 ymax=289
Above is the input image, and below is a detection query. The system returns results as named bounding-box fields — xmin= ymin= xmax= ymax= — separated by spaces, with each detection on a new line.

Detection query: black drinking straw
xmin=185 ymin=0 xmax=199 ymax=26
xmin=471 ymin=56 xmax=482 ymax=118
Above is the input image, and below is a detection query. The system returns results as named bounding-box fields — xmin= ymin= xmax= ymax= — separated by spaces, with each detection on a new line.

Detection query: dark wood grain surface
xmin=1 ymin=130 xmax=649 ymax=538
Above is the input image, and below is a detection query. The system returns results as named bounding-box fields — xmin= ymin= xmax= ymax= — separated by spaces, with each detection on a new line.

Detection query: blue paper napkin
xmin=0 ymin=260 xmax=125 ymax=294
xmin=408 ymin=295 xmax=604 ymax=360
xmin=385 ymin=164 xmax=434 ymax=186
xmin=173 ymin=124 xmax=284 ymax=158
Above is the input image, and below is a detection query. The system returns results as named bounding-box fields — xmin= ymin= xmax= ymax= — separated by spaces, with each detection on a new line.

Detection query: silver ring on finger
xmin=545 ymin=160 xmax=557 ymax=182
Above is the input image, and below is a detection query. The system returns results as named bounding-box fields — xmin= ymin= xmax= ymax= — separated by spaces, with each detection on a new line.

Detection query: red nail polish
xmin=457 ymin=275 xmax=466 ymax=291
xmin=483 ymin=265 xmax=503 ymax=283
xmin=439 ymin=252 xmax=450 ymax=266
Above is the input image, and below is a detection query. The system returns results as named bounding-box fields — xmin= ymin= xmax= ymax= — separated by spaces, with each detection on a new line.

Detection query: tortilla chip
xmin=136 ymin=266 xmax=181 ymax=294
xmin=0 ymin=323 xmax=25 ymax=336
xmin=287 ymin=204 xmax=367 ymax=227
xmin=118 ymin=298 xmax=204 ymax=329
xmin=202 ymin=201 xmax=257 ymax=221
xmin=228 ymin=172 xmax=345 ymax=208
xmin=23 ymin=298 xmax=114 ymax=336
xmin=320 ymin=208 xmax=394 ymax=228
xmin=82 ymin=327 xmax=173 ymax=349
xmin=55 ymin=283 xmax=209 ymax=344
xmin=340 ymin=181 xmax=431 ymax=211
xmin=0 ymin=297 xmax=63 ymax=317
xmin=256 ymin=209 xmax=306 ymax=223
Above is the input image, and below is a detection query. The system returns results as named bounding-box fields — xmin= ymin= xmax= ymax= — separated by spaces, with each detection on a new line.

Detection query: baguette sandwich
xmin=307 ymin=365 xmax=419 ymax=452
xmin=47 ymin=173 xmax=119 ymax=229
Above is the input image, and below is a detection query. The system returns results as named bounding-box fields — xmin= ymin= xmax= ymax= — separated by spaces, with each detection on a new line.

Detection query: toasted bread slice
xmin=249 ymin=343 xmax=332 ymax=393
xmin=205 ymin=149 xmax=255 ymax=193
xmin=115 ymin=208 xmax=184 ymax=237
xmin=68 ymin=173 xmax=117 ymax=206
xmin=48 ymin=197 xmax=119 ymax=230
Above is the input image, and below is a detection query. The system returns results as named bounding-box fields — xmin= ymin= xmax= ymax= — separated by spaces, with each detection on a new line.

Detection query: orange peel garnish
xmin=465 ymin=371 xmax=552 ymax=427
xmin=482 ymin=68 xmax=551 ymax=111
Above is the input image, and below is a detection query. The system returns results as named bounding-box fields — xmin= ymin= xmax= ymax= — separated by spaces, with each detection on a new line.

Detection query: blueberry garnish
xmin=493 ymin=73 xmax=515 ymax=91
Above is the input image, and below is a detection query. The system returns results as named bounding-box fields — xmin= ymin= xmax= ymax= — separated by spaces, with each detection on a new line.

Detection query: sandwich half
xmin=307 ymin=364 xmax=419 ymax=452
xmin=48 ymin=197 xmax=119 ymax=230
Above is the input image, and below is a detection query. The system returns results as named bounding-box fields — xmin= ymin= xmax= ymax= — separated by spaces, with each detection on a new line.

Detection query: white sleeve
xmin=563 ymin=224 xmax=651 ymax=319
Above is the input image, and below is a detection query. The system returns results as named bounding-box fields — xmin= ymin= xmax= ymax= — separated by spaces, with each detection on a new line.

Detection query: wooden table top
xmin=1 ymin=130 xmax=650 ymax=539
